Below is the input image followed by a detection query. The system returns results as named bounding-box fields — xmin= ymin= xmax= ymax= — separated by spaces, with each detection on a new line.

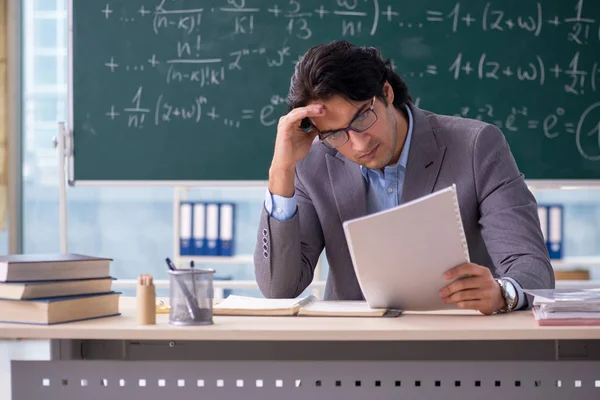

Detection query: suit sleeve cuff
xmin=503 ymin=277 xmax=526 ymax=310
xmin=264 ymin=188 xmax=297 ymax=221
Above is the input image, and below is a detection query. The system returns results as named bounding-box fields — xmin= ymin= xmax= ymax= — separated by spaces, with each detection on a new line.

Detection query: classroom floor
xmin=0 ymin=340 xmax=50 ymax=400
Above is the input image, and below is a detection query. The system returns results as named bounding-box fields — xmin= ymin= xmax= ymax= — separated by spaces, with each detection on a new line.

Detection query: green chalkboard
xmin=71 ymin=0 xmax=600 ymax=183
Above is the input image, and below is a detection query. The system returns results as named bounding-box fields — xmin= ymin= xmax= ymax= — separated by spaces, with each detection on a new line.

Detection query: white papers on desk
xmin=524 ymin=288 xmax=600 ymax=325
xmin=527 ymin=288 xmax=600 ymax=310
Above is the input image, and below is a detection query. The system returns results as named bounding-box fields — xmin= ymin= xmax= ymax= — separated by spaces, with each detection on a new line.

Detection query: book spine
xmin=451 ymin=184 xmax=471 ymax=263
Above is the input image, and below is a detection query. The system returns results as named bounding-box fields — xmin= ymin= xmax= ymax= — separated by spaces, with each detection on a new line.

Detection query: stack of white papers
xmin=524 ymin=289 xmax=600 ymax=326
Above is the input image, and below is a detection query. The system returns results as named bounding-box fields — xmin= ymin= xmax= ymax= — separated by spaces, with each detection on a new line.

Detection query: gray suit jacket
xmin=254 ymin=105 xmax=554 ymax=306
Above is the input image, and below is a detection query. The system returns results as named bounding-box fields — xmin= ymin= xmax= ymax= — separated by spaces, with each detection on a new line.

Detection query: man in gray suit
xmin=255 ymin=41 xmax=554 ymax=314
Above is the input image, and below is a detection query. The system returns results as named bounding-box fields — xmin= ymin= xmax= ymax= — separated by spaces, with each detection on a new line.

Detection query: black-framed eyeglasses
xmin=318 ymin=97 xmax=378 ymax=149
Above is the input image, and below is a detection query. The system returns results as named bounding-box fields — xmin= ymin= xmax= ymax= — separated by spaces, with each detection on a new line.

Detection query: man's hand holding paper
xmin=440 ymin=263 xmax=505 ymax=315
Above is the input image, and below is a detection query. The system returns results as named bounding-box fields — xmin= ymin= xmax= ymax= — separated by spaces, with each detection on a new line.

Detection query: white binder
xmin=179 ymin=202 xmax=193 ymax=256
xmin=192 ymin=203 xmax=206 ymax=255
xmin=205 ymin=203 xmax=220 ymax=256
xmin=219 ymin=203 xmax=235 ymax=256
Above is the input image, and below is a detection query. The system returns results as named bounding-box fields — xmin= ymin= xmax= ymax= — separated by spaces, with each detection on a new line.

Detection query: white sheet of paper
xmin=343 ymin=185 xmax=469 ymax=311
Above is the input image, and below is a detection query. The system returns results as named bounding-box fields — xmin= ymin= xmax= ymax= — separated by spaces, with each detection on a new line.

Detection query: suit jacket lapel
xmin=326 ymin=153 xmax=367 ymax=223
xmin=401 ymin=105 xmax=447 ymax=203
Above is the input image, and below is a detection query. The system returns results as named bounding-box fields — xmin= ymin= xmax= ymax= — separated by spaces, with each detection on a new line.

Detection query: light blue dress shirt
xmin=264 ymin=105 xmax=524 ymax=310
xmin=360 ymin=105 xmax=413 ymax=214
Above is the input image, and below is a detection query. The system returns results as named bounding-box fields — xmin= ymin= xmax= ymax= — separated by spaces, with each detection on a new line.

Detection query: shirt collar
xmin=360 ymin=104 xmax=414 ymax=179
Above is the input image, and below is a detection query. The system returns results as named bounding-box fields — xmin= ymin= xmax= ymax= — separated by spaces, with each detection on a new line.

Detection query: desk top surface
xmin=0 ymin=297 xmax=599 ymax=341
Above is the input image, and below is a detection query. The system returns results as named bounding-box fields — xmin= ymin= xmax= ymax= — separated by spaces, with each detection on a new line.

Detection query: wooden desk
xmin=3 ymin=297 xmax=600 ymax=400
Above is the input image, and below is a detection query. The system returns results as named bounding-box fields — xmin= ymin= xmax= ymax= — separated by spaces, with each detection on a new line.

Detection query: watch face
xmin=503 ymin=280 xmax=517 ymax=308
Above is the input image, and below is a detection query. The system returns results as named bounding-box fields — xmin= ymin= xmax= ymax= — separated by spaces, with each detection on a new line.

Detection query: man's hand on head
xmin=439 ymin=263 xmax=505 ymax=315
xmin=268 ymin=105 xmax=325 ymax=197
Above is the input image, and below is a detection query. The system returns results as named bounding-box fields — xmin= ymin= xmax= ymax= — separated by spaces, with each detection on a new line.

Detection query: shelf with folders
xmin=172 ymin=187 xmax=247 ymax=266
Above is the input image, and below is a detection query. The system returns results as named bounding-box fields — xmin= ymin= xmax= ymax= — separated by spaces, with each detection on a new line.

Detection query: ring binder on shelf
xmin=219 ymin=203 xmax=235 ymax=256
xmin=538 ymin=203 xmax=563 ymax=260
xmin=192 ymin=202 xmax=206 ymax=256
xmin=179 ymin=202 xmax=193 ymax=256
xmin=205 ymin=203 xmax=220 ymax=256
xmin=537 ymin=205 xmax=548 ymax=243
xmin=548 ymin=205 xmax=564 ymax=260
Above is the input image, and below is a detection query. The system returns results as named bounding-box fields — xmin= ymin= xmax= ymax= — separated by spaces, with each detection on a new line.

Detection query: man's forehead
xmin=308 ymin=96 xmax=363 ymax=131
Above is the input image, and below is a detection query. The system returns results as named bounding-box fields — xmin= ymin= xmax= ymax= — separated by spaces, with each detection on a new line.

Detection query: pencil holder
xmin=136 ymin=274 xmax=156 ymax=325
xmin=169 ymin=268 xmax=215 ymax=325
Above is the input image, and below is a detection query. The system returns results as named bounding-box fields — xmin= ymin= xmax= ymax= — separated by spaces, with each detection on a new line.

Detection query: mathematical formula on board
xmin=97 ymin=0 xmax=600 ymax=161
xmin=101 ymin=0 xmax=600 ymax=41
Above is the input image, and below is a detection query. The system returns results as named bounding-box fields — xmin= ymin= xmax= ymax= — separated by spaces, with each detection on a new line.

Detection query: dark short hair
xmin=287 ymin=40 xmax=411 ymax=111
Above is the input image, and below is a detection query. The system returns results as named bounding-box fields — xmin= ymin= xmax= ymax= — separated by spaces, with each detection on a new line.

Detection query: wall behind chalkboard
xmin=70 ymin=0 xmax=600 ymax=183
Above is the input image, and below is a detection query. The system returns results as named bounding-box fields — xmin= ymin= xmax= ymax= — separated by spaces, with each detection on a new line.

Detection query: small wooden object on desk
xmin=555 ymin=269 xmax=590 ymax=281
xmin=136 ymin=274 xmax=156 ymax=325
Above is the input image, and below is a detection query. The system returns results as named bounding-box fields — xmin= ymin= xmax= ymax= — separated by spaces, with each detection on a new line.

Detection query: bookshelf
xmin=172 ymin=186 xmax=259 ymax=267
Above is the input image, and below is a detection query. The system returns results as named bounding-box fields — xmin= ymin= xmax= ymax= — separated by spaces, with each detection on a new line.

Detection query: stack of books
xmin=525 ymin=288 xmax=600 ymax=326
xmin=0 ymin=254 xmax=120 ymax=325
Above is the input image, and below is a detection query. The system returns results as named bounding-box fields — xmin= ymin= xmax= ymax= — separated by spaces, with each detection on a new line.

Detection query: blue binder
xmin=219 ymin=203 xmax=235 ymax=256
xmin=547 ymin=204 xmax=564 ymax=260
xmin=192 ymin=202 xmax=206 ymax=255
xmin=537 ymin=205 xmax=548 ymax=248
xmin=205 ymin=203 xmax=220 ymax=256
xmin=179 ymin=202 xmax=193 ymax=256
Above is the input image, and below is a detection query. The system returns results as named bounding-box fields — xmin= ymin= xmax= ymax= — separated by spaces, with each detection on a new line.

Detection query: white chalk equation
xmin=92 ymin=1 xmax=599 ymax=163
xmin=451 ymin=102 xmax=600 ymax=161
xmin=105 ymin=87 xmax=287 ymax=129
xmin=101 ymin=0 xmax=600 ymax=42
xmin=103 ymin=84 xmax=600 ymax=162
xmin=104 ymin=0 xmax=384 ymax=38
xmin=448 ymin=51 xmax=598 ymax=95
xmin=105 ymin=49 xmax=597 ymax=94
xmin=424 ymin=0 xmax=599 ymax=43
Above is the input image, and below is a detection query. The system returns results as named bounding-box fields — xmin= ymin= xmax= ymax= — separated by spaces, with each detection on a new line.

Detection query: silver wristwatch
xmin=496 ymin=278 xmax=518 ymax=312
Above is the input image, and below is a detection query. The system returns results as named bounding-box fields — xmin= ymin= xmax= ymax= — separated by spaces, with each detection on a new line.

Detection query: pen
xmin=166 ymin=257 xmax=177 ymax=271
xmin=190 ymin=260 xmax=197 ymax=299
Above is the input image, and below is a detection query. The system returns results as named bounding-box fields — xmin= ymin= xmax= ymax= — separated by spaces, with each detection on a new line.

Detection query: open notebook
xmin=213 ymin=295 xmax=400 ymax=317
